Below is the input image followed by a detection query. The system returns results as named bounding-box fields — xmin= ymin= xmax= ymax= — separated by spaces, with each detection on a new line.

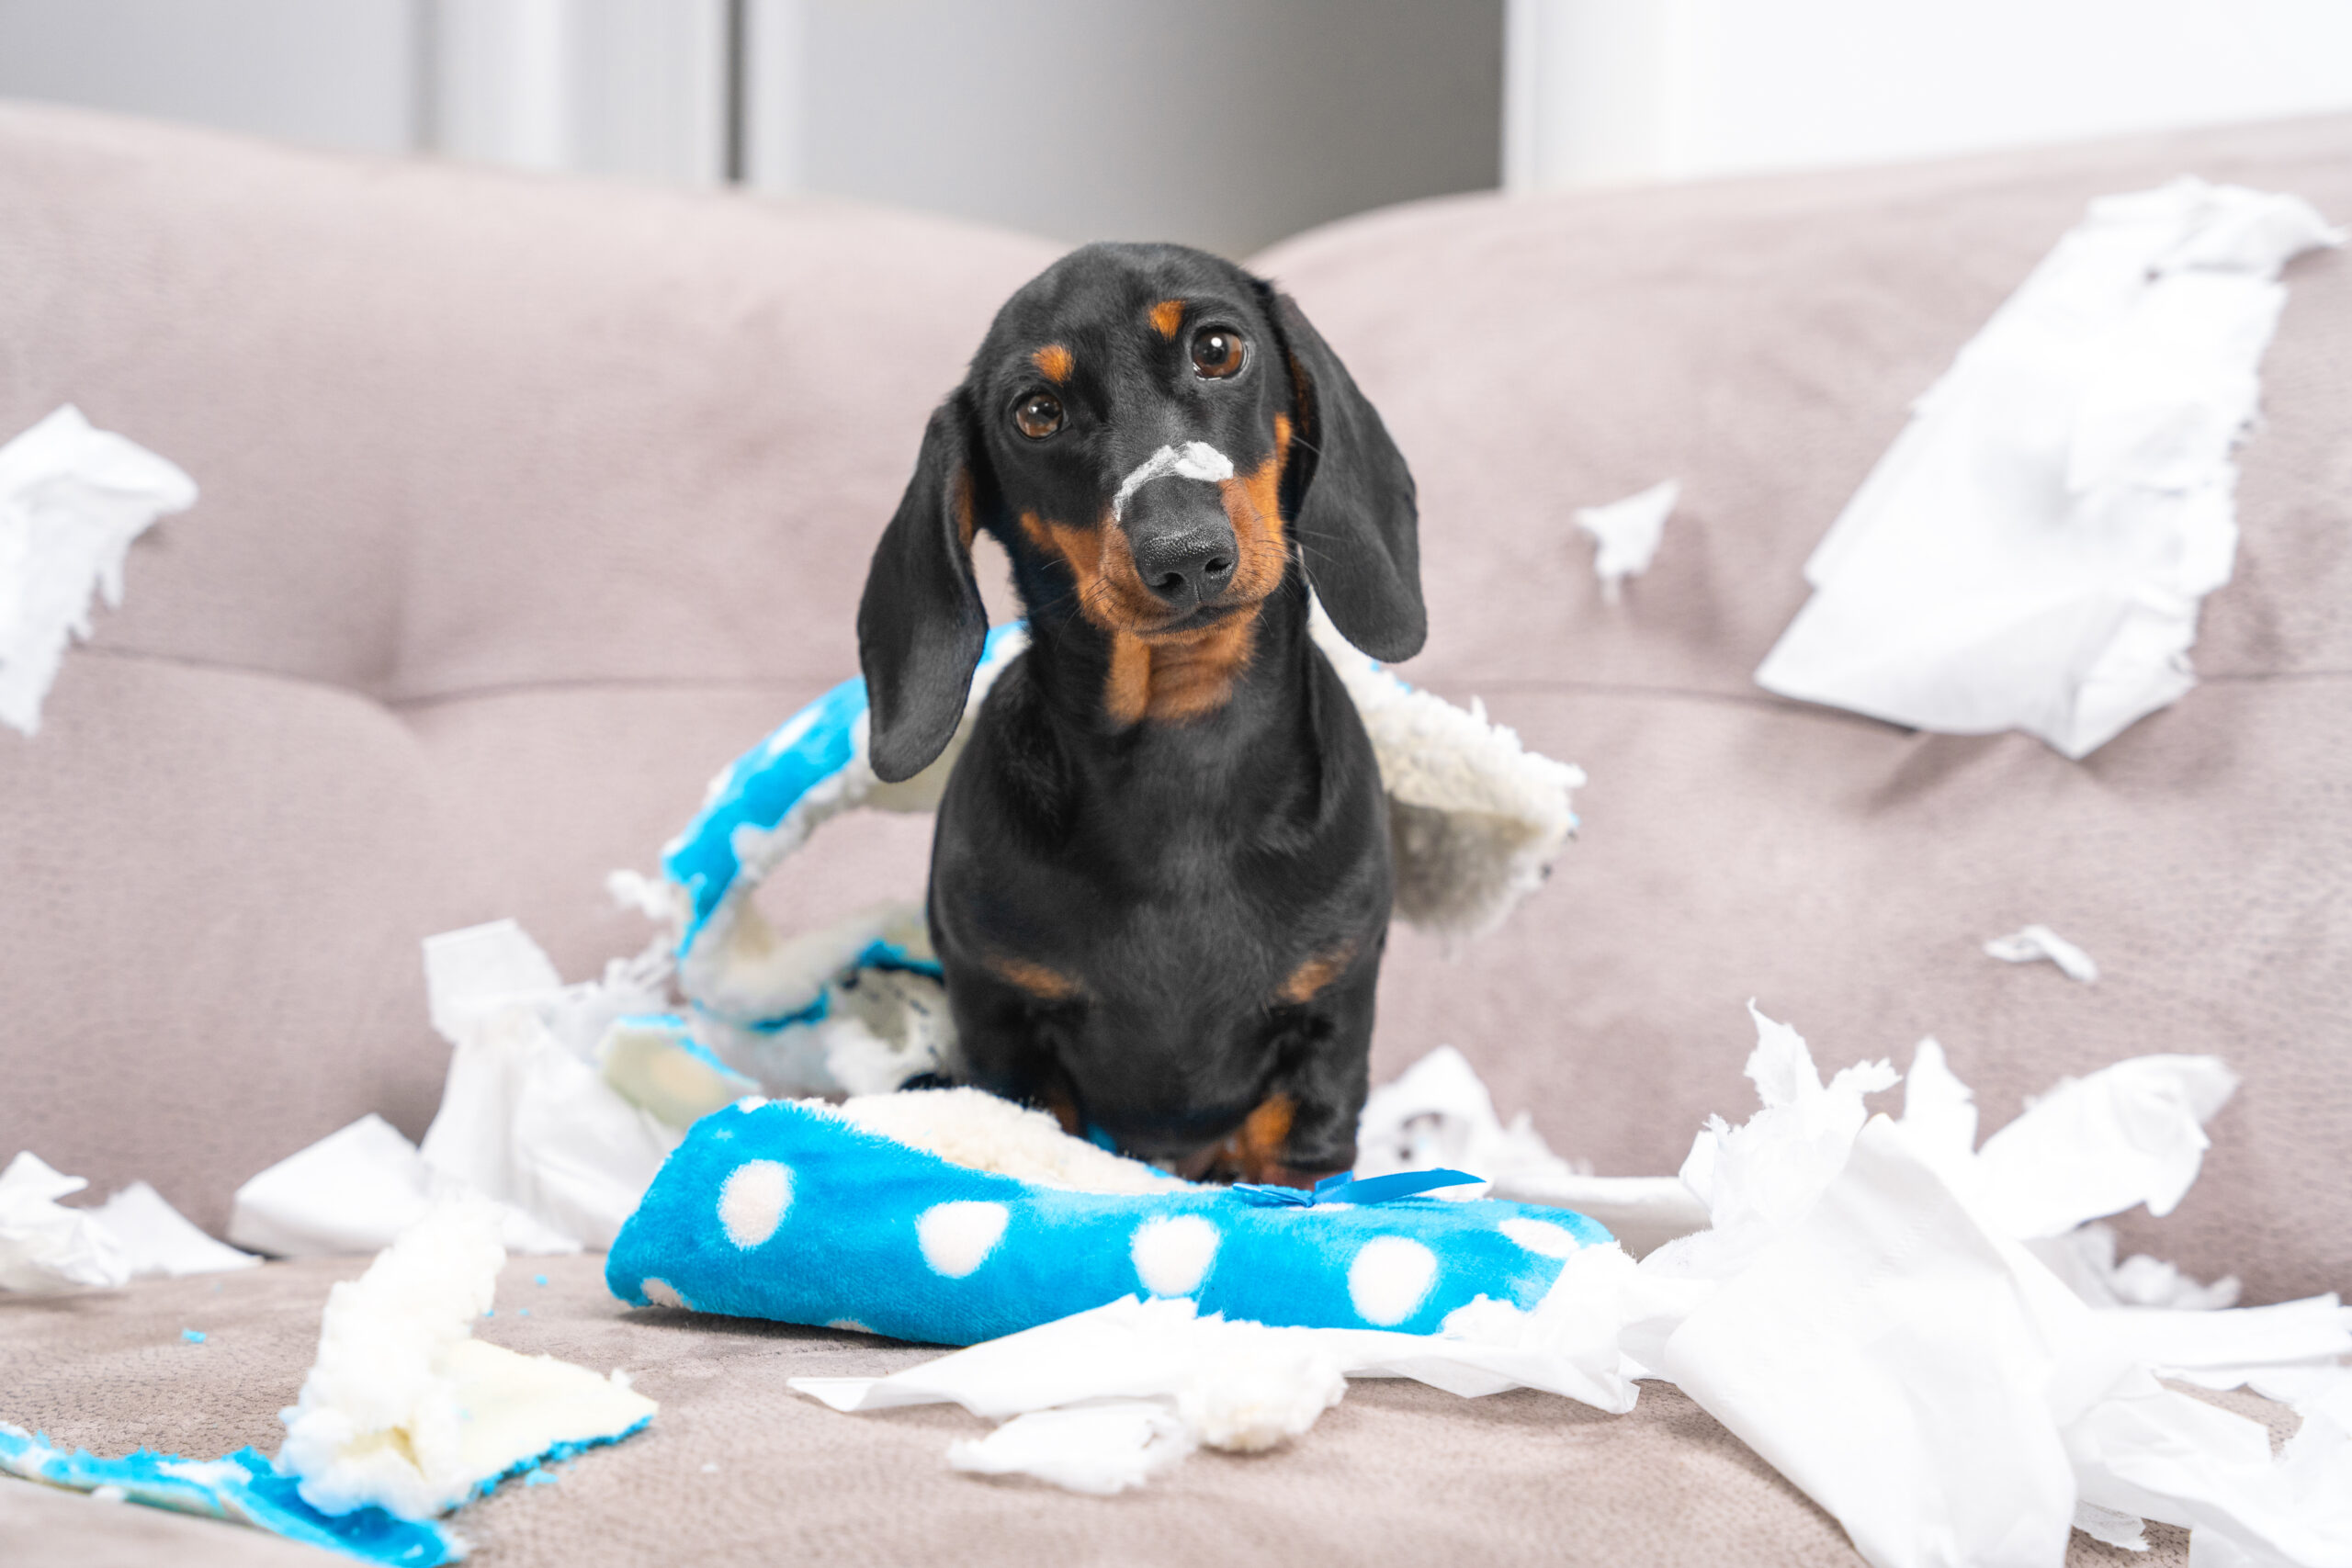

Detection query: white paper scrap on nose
xmin=1112 ymin=442 xmax=1235 ymax=523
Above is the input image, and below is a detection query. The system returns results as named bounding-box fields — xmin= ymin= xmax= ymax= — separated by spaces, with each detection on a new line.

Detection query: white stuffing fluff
xmin=1307 ymin=598 xmax=1584 ymax=941
xmin=276 ymin=1197 xmax=655 ymax=1520
xmin=831 ymin=1088 xmax=1192 ymax=1196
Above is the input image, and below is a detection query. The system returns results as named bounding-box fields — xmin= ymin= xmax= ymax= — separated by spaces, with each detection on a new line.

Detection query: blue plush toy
xmin=607 ymin=1090 xmax=1611 ymax=1346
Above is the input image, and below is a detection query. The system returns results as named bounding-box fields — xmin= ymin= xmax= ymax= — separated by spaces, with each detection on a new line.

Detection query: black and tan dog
xmin=856 ymin=242 xmax=1421 ymax=1187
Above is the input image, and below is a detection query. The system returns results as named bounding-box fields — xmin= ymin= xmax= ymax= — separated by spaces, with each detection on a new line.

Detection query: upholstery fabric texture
xmin=1 ymin=100 xmax=2346 ymax=1565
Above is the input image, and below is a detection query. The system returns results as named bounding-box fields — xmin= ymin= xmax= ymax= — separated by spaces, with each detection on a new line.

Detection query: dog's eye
xmin=1190 ymin=326 xmax=1247 ymax=379
xmin=1014 ymin=392 xmax=1064 ymax=440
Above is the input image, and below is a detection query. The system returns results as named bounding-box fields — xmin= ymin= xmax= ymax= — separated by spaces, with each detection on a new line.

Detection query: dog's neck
xmin=1013 ymin=566 xmax=1321 ymax=788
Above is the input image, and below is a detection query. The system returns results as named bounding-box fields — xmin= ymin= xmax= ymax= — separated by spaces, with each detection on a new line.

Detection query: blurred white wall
xmin=775 ymin=0 xmax=1503 ymax=256
xmin=0 ymin=0 xmax=1500 ymax=254
xmin=1507 ymin=0 xmax=2352 ymax=190
xmin=0 ymin=0 xmax=423 ymax=152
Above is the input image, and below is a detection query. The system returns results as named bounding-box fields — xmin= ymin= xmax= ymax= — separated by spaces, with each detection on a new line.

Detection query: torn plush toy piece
xmin=279 ymin=1199 xmax=654 ymax=1520
xmin=3 ymin=1200 xmax=656 ymax=1565
xmin=0 ymin=405 xmax=198 ymax=736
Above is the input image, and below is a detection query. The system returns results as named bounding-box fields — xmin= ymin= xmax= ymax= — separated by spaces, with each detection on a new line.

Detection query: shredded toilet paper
xmin=0 ymin=1150 xmax=130 ymax=1293
xmin=1756 ymin=177 xmax=2344 ymax=758
xmin=1985 ymin=923 xmax=2100 ymax=983
xmin=794 ymin=1011 xmax=2350 ymax=1568
xmin=1573 ymin=479 xmax=1679 ymax=603
xmin=232 ymin=918 xmax=681 ymax=1258
xmin=0 ymin=405 xmax=197 ymax=736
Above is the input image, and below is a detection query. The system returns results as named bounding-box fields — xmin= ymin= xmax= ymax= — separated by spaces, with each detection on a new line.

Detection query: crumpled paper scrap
xmin=1756 ymin=177 xmax=2345 ymax=758
xmin=944 ymin=1401 xmax=1196 ymax=1495
xmin=1985 ymin=923 xmax=2100 ymax=983
xmin=231 ymin=917 xmax=680 ymax=1258
xmin=1647 ymin=1018 xmax=2346 ymax=1568
xmin=789 ymin=1277 xmax=1667 ymax=1490
xmin=0 ymin=404 xmax=198 ymax=736
xmin=1573 ymin=479 xmax=1679 ymax=603
xmin=0 ymin=1150 xmax=129 ymax=1292
xmin=93 ymin=1181 xmax=259 ymax=1279
xmin=230 ymin=1111 xmax=577 ymax=1259
xmin=1354 ymin=1043 xmax=1709 ymax=1257
xmin=3 ymin=1154 xmax=260 ymax=1292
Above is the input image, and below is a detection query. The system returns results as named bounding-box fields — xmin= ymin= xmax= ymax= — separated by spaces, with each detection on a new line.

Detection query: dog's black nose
xmin=1128 ymin=523 xmax=1237 ymax=608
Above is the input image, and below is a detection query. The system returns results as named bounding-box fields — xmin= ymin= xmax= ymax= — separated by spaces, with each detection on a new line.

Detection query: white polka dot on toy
xmin=917 ymin=1201 xmax=1009 ymax=1278
xmin=1130 ymin=1214 xmax=1220 ymax=1297
xmin=718 ymin=1159 xmax=793 ymax=1248
xmin=640 ymin=1277 xmax=693 ymax=1310
xmin=1349 ymin=1236 xmax=1438 ymax=1325
xmin=1499 ymin=1218 xmax=1580 ymax=1258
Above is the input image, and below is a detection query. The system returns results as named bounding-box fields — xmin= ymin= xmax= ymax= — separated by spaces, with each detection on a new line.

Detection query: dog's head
xmin=856 ymin=242 xmax=1421 ymax=781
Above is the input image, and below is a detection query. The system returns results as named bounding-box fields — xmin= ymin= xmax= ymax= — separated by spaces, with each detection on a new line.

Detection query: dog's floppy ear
xmin=857 ymin=391 xmax=991 ymax=784
xmin=1266 ymin=288 xmax=1425 ymax=661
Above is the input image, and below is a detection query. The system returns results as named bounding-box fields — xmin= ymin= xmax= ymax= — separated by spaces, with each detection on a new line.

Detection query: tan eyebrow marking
xmin=989 ymin=955 xmax=1083 ymax=1001
xmin=1148 ymin=299 xmax=1185 ymax=339
xmin=1277 ymin=938 xmax=1358 ymax=1005
xmin=1031 ymin=344 xmax=1074 ymax=382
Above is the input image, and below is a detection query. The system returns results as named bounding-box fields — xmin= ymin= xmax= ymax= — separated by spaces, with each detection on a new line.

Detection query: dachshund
xmin=855 ymin=242 xmax=1421 ymax=1187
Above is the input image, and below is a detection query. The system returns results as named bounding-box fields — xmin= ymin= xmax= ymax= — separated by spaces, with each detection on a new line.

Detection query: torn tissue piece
xmin=945 ymin=1401 xmax=1196 ymax=1495
xmin=1573 ymin=479 xmax=1679 ymax=603
xmin=1969 ymin=1054 xmax=2236 ymax=1238
xmin=1353 ymin=1044 xmax=1708 ymax=1257
xmin=228 ymin=1111 xmax=577 ymax=1259
xmin=1644 ymin=1003 xmax=1897 ymax=1284
xmin=0 ymin=405 xmax=198 ymax=736
xmin=278 ymin=1198 xmax=655 ymax=1520
xmin=93 ymin=1181 xmax=259 ymax=1278
xmin=1755 ymin=178 xmax=2344 ymax=758
xmin=1659 ymin=1118 xmax=2098 ymax=1568
xmin=1985 ymin=923 xmax=2100 ymax=983
xmin=0 ymin=1150 xmax=130 ymax=1292
xmin=415 ymin=921 xmax=683 ymax=1250
xmin=232 ymin=917 xmax=681 ymax=1257
xmin=2030 ymin=1221 xmax=2240 ymax=1311
xmin=1629 ymin=1016 xmax=2352 ymax=1568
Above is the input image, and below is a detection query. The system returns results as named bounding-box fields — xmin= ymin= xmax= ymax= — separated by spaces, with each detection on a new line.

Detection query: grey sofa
xmin=2 ymin=100 xmax=2346 ymax=1565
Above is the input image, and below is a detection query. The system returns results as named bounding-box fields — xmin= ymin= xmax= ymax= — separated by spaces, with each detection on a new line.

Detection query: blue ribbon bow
xmin=1228 ymin=1168 xmax=1485 ymax=1207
